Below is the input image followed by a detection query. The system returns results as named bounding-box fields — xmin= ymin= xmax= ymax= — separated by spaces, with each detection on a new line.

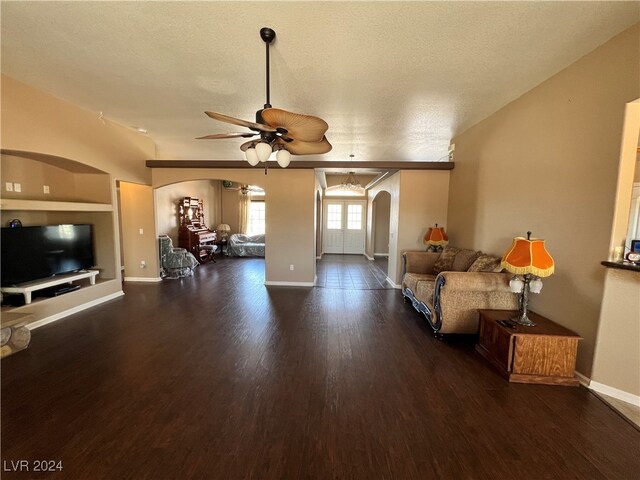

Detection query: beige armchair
xmin=402 ymin=248 xmax=518 ymax=335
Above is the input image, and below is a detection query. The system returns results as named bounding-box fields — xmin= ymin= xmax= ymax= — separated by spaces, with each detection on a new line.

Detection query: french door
xmin=323 ymin=200 xmax=366 ymax=254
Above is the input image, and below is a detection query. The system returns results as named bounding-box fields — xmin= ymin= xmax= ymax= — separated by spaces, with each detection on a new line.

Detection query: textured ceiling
xmin=1 ymin=1 xmax=638 ymax=164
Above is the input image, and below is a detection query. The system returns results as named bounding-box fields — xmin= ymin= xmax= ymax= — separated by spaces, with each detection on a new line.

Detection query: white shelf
xmin=1 ymin=270 xmax=99 ymax=304
xmin=0 ymin=199 xmax=112 ymax=212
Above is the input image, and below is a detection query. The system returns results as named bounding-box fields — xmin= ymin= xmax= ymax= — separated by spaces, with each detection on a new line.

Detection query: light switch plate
xmin=13 ymin=183 xmax=21 ymax=192
xmin=5 ymin=182 xmax=13 ymax=192
xmin=43 ymin=185 xmax=50 ymax=194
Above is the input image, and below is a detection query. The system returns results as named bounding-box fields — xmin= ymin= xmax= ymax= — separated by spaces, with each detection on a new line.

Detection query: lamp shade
xmin=216 ymin=224 xmax=231 ymax=232
xmin=245 ymin=148 xmax=260 ymax=166
xmin=276 ymin=148 xmax=291 ymax=168
xmin=255 ymin=142 xmax=272 ymax=162
xmin=423 ymin=224 xmax=448 ymax=247
xmin=501 ymin=236 xmax=554 ymax=277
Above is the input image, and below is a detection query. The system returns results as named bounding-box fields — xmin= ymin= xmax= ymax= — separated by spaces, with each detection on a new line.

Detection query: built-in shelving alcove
xmin=0 ymin=149 xmax=123 ymax=328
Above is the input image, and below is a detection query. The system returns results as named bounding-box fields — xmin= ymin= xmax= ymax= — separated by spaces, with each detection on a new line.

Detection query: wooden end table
xmin=216 ymin=239 xmax=228 ymax=256
xmin=476 ymin=309 xmax=581 ymax=386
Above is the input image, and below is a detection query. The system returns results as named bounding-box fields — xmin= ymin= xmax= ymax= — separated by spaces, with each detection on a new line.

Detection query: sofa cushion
xmin=452 ymin=249 xmax=481 ymax=272
xmin=415 ymin=279 xmax=437 ymax=305
xmin=433 ymin=246 xmax=460 ymax=274
xmin=403 ymin=273 xmax=437 ymax=293
xmin=468 ymin=254 xmax=502 ymax=272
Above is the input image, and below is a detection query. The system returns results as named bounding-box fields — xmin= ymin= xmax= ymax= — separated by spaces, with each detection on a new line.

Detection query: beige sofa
xmin=402 ymin=247 xmax=518 ymax=335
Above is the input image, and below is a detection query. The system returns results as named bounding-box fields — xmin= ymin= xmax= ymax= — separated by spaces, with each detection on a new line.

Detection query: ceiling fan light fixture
xmin=255 ymin=142 xmax=273 ymax=162
xmin=198 ymin=27 xmax=330 ymax=172
xmin=245 ymin=147 xmax=260 ymax=166
xmin=276 ymin=148 xmax=291 ymax=168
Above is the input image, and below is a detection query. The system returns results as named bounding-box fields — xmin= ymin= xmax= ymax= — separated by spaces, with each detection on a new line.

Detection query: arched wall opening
xmin=372 ymin=191 xmax=391 ymax=257
xmin=151 ymin=168 xmax=316 ymax=285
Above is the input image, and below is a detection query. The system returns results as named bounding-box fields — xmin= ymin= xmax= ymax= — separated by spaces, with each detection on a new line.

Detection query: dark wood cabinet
xmin=177 ymin=197 xmax=217 ymax=263
xmin=476 ymin=309 xmax=581 ymax=386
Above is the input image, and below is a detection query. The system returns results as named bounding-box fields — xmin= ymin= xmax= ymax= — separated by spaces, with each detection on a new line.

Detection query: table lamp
xmin=423 ymin=224 xmax=448 ymax=252
xmin=216 ymin=223 xmax=231 ymax=240
xmin=501 ymin=231 xmax=554 ymax=326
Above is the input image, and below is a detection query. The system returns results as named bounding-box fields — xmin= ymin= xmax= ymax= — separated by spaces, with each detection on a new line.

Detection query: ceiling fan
xmin=223 ymin=182 xmax=263 ymax=195
xmin=197 ymin=27 xmax=331 ymax=170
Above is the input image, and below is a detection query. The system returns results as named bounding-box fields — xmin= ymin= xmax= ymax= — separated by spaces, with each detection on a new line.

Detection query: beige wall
xmin=152 ymin=168 xmax=316 ymax=284
xmin=367 ymin=170 xmax=450 ymax=285
xmin=1 ymin=74 xmax=157 ymax=320
xmin=119 ymin=182 xmax=159 ymax=279
xmin=221 ymin=187 xmax=241 ymax=234
xmin=396 ymin=170 xmax=450 ymax=283
xmin=155 ymin=180 xmax=222 ymax=244
xmin=591 ymin=269 xmax=640 ymax=397
xmin=447 ymin=25 xmax=640 ymax=376
xmin=367 ymin=173 xmax=399 ymax=272
xmin=1 ymin=75 xmax=154 ymax=184
xmin=590 ymin=100 xmax=640 ymax=399
xmin=608 ymin=101 xmax=640 ymax=257
xmin=315 ymin=176 xmax=323 ymax=258
xmin=314 ymin=172 xmax=323 ymax=258
xmin=1 ymin=155 xmax=111 ymax=203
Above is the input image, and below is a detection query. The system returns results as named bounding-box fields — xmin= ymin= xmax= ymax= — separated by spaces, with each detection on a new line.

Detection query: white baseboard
xmin=386 ymin=277 xmax=401 ymax=289
xmin=264 ymin=280 xmax=315 ymax=287
xmin=316 ymin=255 xmax=322 ymax=260
xmin=575 ymin=371 xmax=590 ymax=388
xmin=27 ymin=291 xmax=125 ymax=330
xmin=124 ymin=276 xmax=162 ymax=282
xmin=589 ymin=380 xmax=640 ymax=407
xmin=374 ymin=253 xmax=389 ymax=257
xmin=364 ymin=254 xmax=374 ymax=261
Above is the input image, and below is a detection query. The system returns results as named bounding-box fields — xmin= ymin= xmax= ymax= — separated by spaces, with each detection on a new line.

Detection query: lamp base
xmin=511 ymin=312 xmax=536 ymax=327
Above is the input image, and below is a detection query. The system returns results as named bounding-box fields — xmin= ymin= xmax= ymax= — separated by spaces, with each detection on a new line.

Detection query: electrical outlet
xmin=43 ymin=185 xmax=50 ymax=194
xmin=289 ymin=264 xmax=294 ymax=271
xmin=5 ymin=182 xmax=13 ymax=192
xmin=139 ymin=228 xmax=144 ymax=235
xmin=140 ymin=260 xmax=146 ymax=269
xmin=13 ymin=183 xmax=21 ymax=193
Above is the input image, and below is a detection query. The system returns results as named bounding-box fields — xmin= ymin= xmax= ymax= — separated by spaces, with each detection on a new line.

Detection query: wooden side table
xmin=216 ymin=239 xmax=228 ymax=256
xmin=476 ymin=309 xmax=581 ymax=386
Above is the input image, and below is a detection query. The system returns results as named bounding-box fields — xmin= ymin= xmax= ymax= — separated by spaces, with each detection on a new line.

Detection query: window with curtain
xmin=248 ymin=201 xmax=265 ymax=235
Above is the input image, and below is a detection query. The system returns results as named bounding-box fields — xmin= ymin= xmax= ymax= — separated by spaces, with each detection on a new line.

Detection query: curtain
xmin=238 ymin=192 xmax=251 ymax=234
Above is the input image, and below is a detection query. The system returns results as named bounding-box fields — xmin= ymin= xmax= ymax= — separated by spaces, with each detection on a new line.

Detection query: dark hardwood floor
xmin=2 ymin=257 xmax=639 ymax=479
xmin=316 ymin=254 xmax=391 ymax=289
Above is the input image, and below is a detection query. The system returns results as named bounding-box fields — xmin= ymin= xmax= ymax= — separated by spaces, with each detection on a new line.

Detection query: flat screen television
xmin=1 ymin=224 xmax=94 ymax=286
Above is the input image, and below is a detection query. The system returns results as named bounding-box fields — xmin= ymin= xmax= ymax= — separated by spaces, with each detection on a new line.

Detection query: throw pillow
xmin=452 ymin=249 xmax=481 ymax=272
xmin=467 ymin=254 xmax=501 ymax=272
xmin=433 ymin=246 xmax=460 ymax=274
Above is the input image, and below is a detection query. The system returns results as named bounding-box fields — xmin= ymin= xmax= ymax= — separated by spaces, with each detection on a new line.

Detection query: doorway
xmin=322 ymin=200 xmax=366 ymax=254
xmin=371 ymin=190 xmax=391 ymax=274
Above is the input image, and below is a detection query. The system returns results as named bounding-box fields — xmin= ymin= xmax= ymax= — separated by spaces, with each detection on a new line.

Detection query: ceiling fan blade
xmin=261 ymin=108 xmax=329 ymax=142
xmin=205 ymin=111 xmax=277 ymax=133
xmin=276 ymin=136 xmax=332 ymax=155
xmin=196 ymin=132 xmax=258 ymax=140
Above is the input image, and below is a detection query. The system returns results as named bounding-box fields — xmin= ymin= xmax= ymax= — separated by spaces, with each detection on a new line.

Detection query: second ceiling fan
xmin=198 ymin=27 xmax=331 ymax=169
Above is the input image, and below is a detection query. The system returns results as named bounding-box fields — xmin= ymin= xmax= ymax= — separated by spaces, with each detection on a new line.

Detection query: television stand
xmin=1 ymin=270 xmax=99 ymax=305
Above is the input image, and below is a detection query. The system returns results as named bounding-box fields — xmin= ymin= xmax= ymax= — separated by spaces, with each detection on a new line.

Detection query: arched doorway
xmin=372 ymin=190 xmax=391 ymax=274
